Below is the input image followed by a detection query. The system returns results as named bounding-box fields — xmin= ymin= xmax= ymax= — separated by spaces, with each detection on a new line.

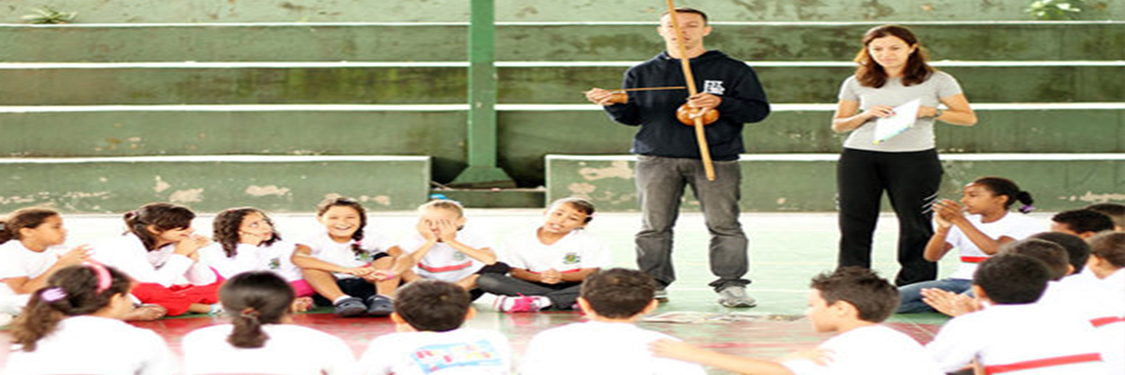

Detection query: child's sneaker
xmin=493 ymin=295 xmax=550 ymax=313
xmin=365 ymin=295 xmax=394 ymax=317
xmin=333 ymin=297 xmax=367 ymax=317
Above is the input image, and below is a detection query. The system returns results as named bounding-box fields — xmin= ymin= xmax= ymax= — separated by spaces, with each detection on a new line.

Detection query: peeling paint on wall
xmin=245 ymin=185 xmax=291 ymax=197
xmin=169 ymin=188 xmax=204 ymax=203
xmin=1065 ymin=192 xmax=1125 ymax=203
xmin=357 ymin=195 xmax=392 ymax=206
xmin=578 ymin=160 xmax=634 ymax=181
xmin=154 ymin=176 xmax=171 ymax=193
xmin=567 ymin=182 xmax=596 ymax=196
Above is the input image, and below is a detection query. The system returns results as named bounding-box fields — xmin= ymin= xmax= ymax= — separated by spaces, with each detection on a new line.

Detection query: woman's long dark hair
xmin=854 ymin=25 xmax=934 ymax=88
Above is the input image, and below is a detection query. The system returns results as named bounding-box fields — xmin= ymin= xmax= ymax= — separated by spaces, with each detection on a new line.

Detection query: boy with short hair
xmin=1030 ymin=231 xmax=1091 ymax=273
xmin=927 ymin=253 xmax=1107 ymax=374
xmin=520 ymin=268 xmax=706 ymax=375
xmin=1085 ymin=203 xmax=1125 ymax=231
xmin=359 ymin=279 xmax=511 ymax=375
xmin=1084 ymin=232 xmax=1125 ymax=375
xmin=1051 ymin=209 xmax=1114 ymax=239
xmin=651 ymin=267 xmax=942 ymax=375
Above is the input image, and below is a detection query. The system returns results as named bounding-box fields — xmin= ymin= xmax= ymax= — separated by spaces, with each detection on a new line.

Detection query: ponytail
xmin=9 ymin=264 xmax=131 ymax=351
xmin=219 ymin=271 xmax=293 ymax=349
xmin=123 ymin=203 xmax=195 ymax=251
xmin=0 ymin=207 xmax=60 ymax=245
xmin=971 ymin=177 xmax=1034 ymax=214
xmin=228 ymin=308 xmax=268 ymax=348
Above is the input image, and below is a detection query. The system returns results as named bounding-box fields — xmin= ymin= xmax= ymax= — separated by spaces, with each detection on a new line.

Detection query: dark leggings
xmin=836 ymin=148 xmax=943 ymax=286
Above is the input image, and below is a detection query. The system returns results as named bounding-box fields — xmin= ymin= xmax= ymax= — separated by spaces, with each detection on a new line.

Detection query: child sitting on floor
xmin=926 ymin=253 xmax=1108 ymax=374
xmin=200 ymin=207 xmax=313 ymax=311
xmin=393 ymin=200 xmax=507 ymax=299
xmin=92 ymin=202 xmax=220 ymax=317
xmin=0 ymin=208 xmax=89 ymax=317
xmin=182 ymin=271 xmax=358 ymax=375
xmin=478 ymin=197 xmax=611 ymax=312
xmin=652 ymin=267 xmax=942 ymax=375
xmin=521 ymin=268 xmax=706 ymax=375
xmin=5 ymin=264 xmax=175 ymax=374
xmin=359 ymin=279 xmax=512 ymax=375
xmin=898 ymin=176 xmax=1042 ymax=313
xmin=291 ymin=197 xmax=399 ymax=317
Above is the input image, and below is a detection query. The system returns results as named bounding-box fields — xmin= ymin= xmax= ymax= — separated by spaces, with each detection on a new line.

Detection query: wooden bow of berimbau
xmin=664 ymin=0 xmax=716 ymax=181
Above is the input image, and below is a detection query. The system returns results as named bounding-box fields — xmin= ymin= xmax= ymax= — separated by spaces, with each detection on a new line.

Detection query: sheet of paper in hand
xmin=873 ymin=98 xmax=921 ymax=145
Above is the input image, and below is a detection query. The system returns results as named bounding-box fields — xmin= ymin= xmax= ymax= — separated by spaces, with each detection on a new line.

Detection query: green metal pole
xmin=450 ymin=0 xmax=514 ymax=188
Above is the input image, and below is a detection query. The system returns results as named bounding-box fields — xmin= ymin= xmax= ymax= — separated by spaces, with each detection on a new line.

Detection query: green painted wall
xmin=546 ymin=156 xmax=1125 ymax=212
xmin=3 ymin=0 xmax=1121 ymax=23
xmin=3 ymin=22 xmax=1121 ymax=62
xmin=0 ymin=157 xmax=431 ymax=212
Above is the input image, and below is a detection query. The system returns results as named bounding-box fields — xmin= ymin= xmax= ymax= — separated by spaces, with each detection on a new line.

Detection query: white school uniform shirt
xmin=199 ymin=240 xmax=303 ymax=281
xmin=359 ymin=328 xmax=511 ymax=375
xmin=498 ymin=228 xmax=611 ymax=273
xmin=521 ymin=321 xmax=707 ymax=375
xmin=3 ymin=315 xmax=175 ymax=375
xmin=0 ymin=241 xmax=68 ymax=287
xmin=91 ymin=233 xmax=216 ymax=287
xmin=182 ymin=323 xmax=359 ymax=375
xmin=401 ymin=228 xmax=492 ymax=283
xmin=943 ymin=213 xmax=1043 ymax=280
xmin=298 ymin=230 xmax=395 ymax=279
xmin=782 ymin=325 xmax=943 ymax=375
xmin=927 ymin=303 xmax=1108 ymax=375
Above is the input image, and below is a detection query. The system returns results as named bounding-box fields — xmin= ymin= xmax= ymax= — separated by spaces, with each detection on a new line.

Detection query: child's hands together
xmin=921 ymin=288 xmax=979 ymax=317
xmin=932 ymin=199 xmax=963 ymax=227
xmin=539 ymin=268 xmax=562 ymax=284
xmin=174 ymin=234 xmax=211 ymax=259
xmin=57 ymin=244 xmax=92 ymax=267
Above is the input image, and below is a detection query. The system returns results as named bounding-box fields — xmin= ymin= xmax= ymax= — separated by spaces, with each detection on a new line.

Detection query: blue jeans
xmin=634 ymin=155 xmax=750 ymax=292
xmin=896 ymin=278 xmax=972 ymax=313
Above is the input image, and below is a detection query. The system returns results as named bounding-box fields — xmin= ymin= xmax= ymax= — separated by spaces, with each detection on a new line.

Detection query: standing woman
xmin=833 ymin=25 xmax=977 ymax=286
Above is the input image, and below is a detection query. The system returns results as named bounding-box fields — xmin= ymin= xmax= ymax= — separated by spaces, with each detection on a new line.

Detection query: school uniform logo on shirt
xmin=453 ymin=252 xmax=467 ymax=261
xmin=268 ymin=257 xmax=281 ymax=270
xmin=354 ymin=252 xmax=373 ymax=262
xmin=411 ymin=340 xmax=503 ymax=373
xmin=703 ymin=80 xmax=725 ymax=95
xmin=563 ymin=252 xmax=581 ymax=265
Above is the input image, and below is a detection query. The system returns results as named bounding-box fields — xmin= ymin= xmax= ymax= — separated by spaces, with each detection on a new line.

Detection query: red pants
xmin=131 ymin=281 xmax=222 ymax=316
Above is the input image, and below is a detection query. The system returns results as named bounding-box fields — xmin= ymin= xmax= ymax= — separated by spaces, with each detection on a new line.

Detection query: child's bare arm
xmin=290 ymin=244 xmax=363 ymax=275
xmin=650 ymin=339 xmax=796 ymax=375
xmin=392 ymin=240 xmax=436 ymax=275
xmin=559 ymin=267 xmax=599 ymax=283
xmin=435 ymin=219 xmax=497 ymax=264
xmin=510 ymin=268 xmax=542 ymax=282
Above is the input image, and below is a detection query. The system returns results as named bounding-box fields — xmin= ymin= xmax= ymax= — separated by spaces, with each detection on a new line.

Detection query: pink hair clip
xmin=85 ymin=262 xmax=112 ymax=293
xmin=40 ymin=287 xmax=67 ymax=302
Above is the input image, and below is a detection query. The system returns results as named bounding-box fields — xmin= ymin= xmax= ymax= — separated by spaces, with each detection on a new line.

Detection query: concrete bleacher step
xmin=2 ymin=21 xmax=1121 ymax=62
xmin=3 ymin=104 xmax=1120 ymax=187
xmin=1 ymin=61 xmax=1120 ymax=105
xmin=2 ymin=103 xmax=1121 ymax=187
xmin=546 ymin=153 xmax=1125 ymax=212
xmin=0 ymin=155 xmax=431 ymax=213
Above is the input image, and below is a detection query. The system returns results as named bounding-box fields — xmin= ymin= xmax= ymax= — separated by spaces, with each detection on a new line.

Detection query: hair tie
xmin=40 ymin=287 xmax=67 ymax=302
xmin=1019 ymin=204 xmax=1035 ymax=214
xmin=86 ymin=262 xmax=113 ymax=293
xmin=239 ymin=308 xmax=260 ymax=319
